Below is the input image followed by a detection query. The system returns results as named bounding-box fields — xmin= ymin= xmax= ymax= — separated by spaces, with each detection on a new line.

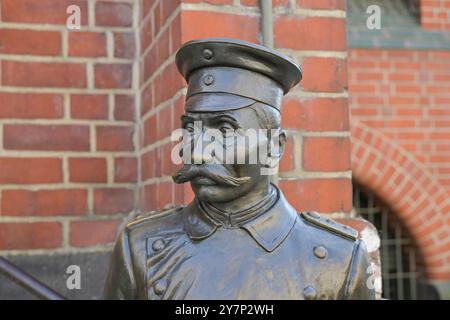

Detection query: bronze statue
xmin=104 ymin=38 xmax=375 ymax=300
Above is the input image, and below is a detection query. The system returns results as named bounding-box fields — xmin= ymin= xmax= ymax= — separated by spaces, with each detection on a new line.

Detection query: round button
xmin=202 ymin=48 xmax=214 ymax=60
xmin=303 ymin=286 xmax=317 ymax=300
xmin=203 ymin=74 xmax=214 ymax=86
xmin=152 ymin=239 xmax=165 ymax=252
xmin=313 ymin=246 xmax=327 ymax=259
xmin=308 ymin=211 xmax=321 ymax=219
xmin=153 ymin=279 xmax=167 ymax=295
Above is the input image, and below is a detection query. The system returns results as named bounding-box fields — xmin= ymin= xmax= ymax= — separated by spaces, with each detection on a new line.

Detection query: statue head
xmin=172 ymin=38 xmax=302 ymax=204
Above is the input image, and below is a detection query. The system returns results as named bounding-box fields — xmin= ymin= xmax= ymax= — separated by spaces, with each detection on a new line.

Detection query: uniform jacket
xmin=104 ymin=186 xmax=375 ymax=300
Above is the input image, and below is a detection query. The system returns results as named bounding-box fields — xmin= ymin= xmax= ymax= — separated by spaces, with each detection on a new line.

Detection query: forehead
xmin=182 ymin=108 xmax=262 ymax=129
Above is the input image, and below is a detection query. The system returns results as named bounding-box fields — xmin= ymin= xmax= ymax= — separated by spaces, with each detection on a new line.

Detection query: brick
xmin=139 ymin=183 xmax=157 ymax=212
xmin=95 ymin=63 xmax=133 ymax=89
xmin=280 ymin=178 xmax=352 ymax=213
xmin=96 ymin=125 xmax=134 ymax=151
xmin=114 ymin=95 xmax=135 ymax=121
xmin=140 ymin=14 xmax=153 ymax=53
xmin=0 ymin=158 xmax=62 ymax=184
xmin=154 ymin=147 xmax=163 ymax=178
xmin=114 ymin=157 xmax=138 ymax=183
xmin=2 ymin=61 xmax=87 ymax=88
xmin=95 ymin=1 xmax=133 ymax=27
xmin=141 ymin=82 xmax=154 ymax=116
xmin=185 ymin=0 xmax=234 ymax=5
xmin=143 ymin=115 xmax=158 ymax=147
xmin=356 ymin=72 xmax=383 ymax=81
xmin=0 ymin=92 xmax=64 ymax=119
xmin=275 ymin=17 xmax=346 ymax=51
xmin=143 ymin=45 xmax=159 ymax=83
xmin=69 ymin=158 xmax=107 ymax=183
xmin=154 ymin=1 xmax=163 ymax=37
xmin=395 ymin=85 xmax=422 ymax=94
xmin=157 ymin=28 xmax=171 ymax=70
xmin=157 ymin=106 xmax=173 ymax=140
xmin=297 ymin=0 xmax=345 ymax=9
xmin=94 ymin=188 xmax=134 ymax=215
xmin=1 ymin=0 xmax=87 ymax=25
xmin=388 ymin=97 xmax=417 ymax=106
xmin=180 ymin=11 xmax=259 ymax=43
xmin=0 ymin=29 xmax=61 ymax=56
xmin=303 ymin=137 xmax=351 ymax=171
xmin=153 ymin=63 xmax=185 ymax=106
xmin=161 ymin=142 xmax=179 ymax=176
xmin=357 ymin=97 xmax=384 ymax=105
xmin=158 ymin=181 xmax=174 ymax=209
xmin=70 ymin=220 xmax=121 ymax=247
xmin=141 ymin=150 xmax=155 ymax=181
xmin=388 ymin=73 xmax=416 ymax=81
xmin=69 ymin=32 xmax=107 ymax=57
xmin=1 ymin=189 xmax=87 ymax=216
xmin=282 ymin=98 xmax=349 ymax=131
xmin=301 ymin=57 xmax=347 ymax=92
xmin=114 ymin=32 xmax=136 ymax=59
xmin=4 ymin=125 xmax=90 ymax=151
xmin=71 ymin=94 xmax=109 ymax=120
xmin=351 ymin=108 xmax=378 ymax=116
xmin=171 ymin=12 xmax=182 ymax=55
xmin=0 ymin=222 xmax=62 ymax=250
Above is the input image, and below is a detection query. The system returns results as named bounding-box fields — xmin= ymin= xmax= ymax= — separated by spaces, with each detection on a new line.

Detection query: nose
xmin=191 ymin=131 xmax=215 ymax=164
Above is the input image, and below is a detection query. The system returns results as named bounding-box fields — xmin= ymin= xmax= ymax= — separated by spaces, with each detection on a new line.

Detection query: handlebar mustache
xmin=172 ymin=164 xmax=250 ymax=187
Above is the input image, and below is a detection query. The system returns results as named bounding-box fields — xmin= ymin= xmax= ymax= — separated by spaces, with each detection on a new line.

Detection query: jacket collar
xmin=182 ymin=184 xmax=297 ymax=252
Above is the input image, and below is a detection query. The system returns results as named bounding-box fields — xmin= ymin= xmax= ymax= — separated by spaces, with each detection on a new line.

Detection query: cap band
xmin=187 ymin=66 xmax=283 ymax=111
xmin=186 ymin=93 xmax=256 ymax=112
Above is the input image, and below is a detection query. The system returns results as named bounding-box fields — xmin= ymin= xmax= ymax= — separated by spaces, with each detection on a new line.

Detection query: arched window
xmin=352 ymin=182 xmax=428 ymax=299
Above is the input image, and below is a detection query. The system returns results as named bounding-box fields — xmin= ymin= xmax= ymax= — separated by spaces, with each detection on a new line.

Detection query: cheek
xmin=231 ymin=137 xmax=267 ymax=165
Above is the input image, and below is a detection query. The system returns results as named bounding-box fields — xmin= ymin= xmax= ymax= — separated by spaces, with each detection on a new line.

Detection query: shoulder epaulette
xmin=126 ymin=205 xmax=184 ymax=229
xmin=300 ymin=211 xmax=358 ymax=241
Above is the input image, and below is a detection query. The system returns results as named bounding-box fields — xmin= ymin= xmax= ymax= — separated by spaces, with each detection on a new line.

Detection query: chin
xmin=192 ymin=183 xmax=242 ymax=203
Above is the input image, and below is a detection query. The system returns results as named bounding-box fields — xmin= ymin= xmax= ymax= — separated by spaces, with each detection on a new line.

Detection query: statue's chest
xmin=145 ymin=228 xmax=345 ymax=300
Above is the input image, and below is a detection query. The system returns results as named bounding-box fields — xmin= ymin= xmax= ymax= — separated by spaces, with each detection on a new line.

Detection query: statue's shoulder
xmin=299 ymin=211 xmax=358 ymax=242
xmin=125 ymin=204 xmax=185 ymax=234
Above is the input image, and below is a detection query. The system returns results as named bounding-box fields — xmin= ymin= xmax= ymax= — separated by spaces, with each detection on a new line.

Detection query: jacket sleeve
xmin=344 ymin=239 xmax=376 ymax=300
xmin=103 ymin=227 xmax=137 ymax=300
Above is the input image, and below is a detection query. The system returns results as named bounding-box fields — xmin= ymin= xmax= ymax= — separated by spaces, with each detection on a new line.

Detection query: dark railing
xmin=0 ymin=256 xmax=65 ymax=300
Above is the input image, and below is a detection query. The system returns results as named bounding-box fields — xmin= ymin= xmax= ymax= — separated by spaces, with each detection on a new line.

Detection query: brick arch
xmin=351 ymin=120 xmax=450 ymax=280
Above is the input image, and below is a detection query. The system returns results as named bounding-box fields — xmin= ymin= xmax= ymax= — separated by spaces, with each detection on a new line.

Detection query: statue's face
xmin=173 ymin=106 xmax=285 ymax=203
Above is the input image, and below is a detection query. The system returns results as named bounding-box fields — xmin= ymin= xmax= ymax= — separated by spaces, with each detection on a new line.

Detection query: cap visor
xmin=185 ymin=93 xmax=256 ymax=112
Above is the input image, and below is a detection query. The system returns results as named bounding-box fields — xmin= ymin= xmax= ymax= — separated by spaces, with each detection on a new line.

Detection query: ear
xmin=269 ymin=129 xmax=286 ymax=161
xmin=278 ymin=129 xmax=287 ymax=160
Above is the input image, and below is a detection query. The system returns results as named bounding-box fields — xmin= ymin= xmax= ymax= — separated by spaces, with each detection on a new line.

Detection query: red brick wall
xmin=138 ymin=0 xmax=352 ymax=218
xmin=420 ymin=0 xmax=450 ymax=30
xmin=0 ymin=0 xmax=138 ymax=252
xmin=348 ymin=48 xmax=450 ymax=281
xmin=349 ymin=49 xmax=450 ymax=190
xmin=138 ymin=0 xmax=186 ymax=212
xmin=0 ymin=1 xmax=351 ymax=257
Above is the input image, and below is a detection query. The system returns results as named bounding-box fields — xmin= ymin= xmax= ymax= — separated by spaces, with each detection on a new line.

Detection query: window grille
xmin=352 ymin=183 xmax=426 ymax=299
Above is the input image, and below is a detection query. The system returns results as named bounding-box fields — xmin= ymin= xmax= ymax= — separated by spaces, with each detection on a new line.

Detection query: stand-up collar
xmin=182 ymin=185 xmax=298 ymax=252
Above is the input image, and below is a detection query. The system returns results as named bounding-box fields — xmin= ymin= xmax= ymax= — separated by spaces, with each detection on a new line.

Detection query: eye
xmin=184 ymin=122 xmax=195 ymax=133
xmin=219 ymin=122 xmax=234 ymax=134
